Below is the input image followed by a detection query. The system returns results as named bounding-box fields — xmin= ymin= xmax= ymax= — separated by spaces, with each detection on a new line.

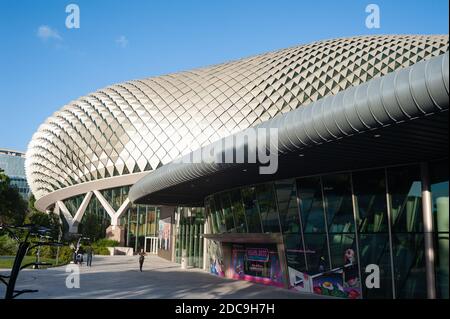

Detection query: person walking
xmin=138 ymin=249 xmax=146 ymax=272
xmin=86 ymin=246 xmax=93 ymax=267
xmin=76 ymin=245 xmax=85 ymax=266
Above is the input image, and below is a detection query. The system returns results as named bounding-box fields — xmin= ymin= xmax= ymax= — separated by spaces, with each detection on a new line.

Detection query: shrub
xmin=92 ymin=246 xmax=110 ymax=255
xmin=89 ymin=238 xmax=118 ymax=255
xmin=93 ymin=239 xmax=119 ymax=247
xmin=0 ymin=234 xmax=18 ymax=255
xmin=38 ymin=245 xmax=57 ymax=259
xmin=56 ymin=246 xmax=74 ymax=265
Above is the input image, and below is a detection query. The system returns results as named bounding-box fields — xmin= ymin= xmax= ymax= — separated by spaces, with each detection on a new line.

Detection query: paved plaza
xmin=0 ymin=255 xmax=326 ymax=299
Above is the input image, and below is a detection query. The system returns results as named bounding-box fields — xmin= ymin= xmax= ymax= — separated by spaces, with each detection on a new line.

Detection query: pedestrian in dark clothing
xmin=77 ymin=246 xmax=84 ymax=266
xmin=86 ymin=246 xmax=93 ymax=267
xmin=138 ymin=250 xmax=146 ymax=272
xmin=72 ymin=250 xmax=77 ymax=264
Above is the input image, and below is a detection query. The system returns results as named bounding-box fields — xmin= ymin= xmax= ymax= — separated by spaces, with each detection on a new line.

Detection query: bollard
xmin=181 ymin=249 xmax=187 ymax=269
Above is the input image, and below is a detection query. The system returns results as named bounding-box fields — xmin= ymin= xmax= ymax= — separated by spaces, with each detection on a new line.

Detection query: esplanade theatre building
xmin=26 ymin=35 xmax=449 ymax=299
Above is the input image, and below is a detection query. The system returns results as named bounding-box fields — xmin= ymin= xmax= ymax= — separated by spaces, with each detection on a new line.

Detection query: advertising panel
xmin=208 ymin=240 xmax=225 ymax=277
xmin=158 ymin=217 xmax=171 ymax=251
xmin=231 ymin=244 xmax=283 ymax=287
xmin=288 ymin=248 xmax=361 ymax=299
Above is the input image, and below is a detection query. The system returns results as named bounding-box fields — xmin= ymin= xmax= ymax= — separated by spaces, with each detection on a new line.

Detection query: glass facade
xmin=78 ymin=195 xmax=111 ymax=241
xmin=175 ymin=207 xmax=205 ymax=268
xmin=387 ymin=165 xmax=426 ymax=298
xmin=430 ymin=159 xmax=449 ymax=299
xmin=58 ymin=159 xmax=448 ymax=299
xmin=353 ymin=169 xmax=393 ymax=299
xmin=0 ymin=150 xmax=31 ymax=198
xmin=204 ymin=161 xmax=449 ymax=299
xmin=122 ymin=204 xmax=160 ymax=252
xmin=63 ymin=186 xmax=160 ymax=250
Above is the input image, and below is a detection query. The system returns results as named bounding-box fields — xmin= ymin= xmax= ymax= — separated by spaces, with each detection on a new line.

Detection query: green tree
xmin=78 ymin=213 xmax=107 ymax=242
xmin=26 ymin=194 xmax=60 ymax=239
xmin=0 ymin=169 xmax=27 ymax=225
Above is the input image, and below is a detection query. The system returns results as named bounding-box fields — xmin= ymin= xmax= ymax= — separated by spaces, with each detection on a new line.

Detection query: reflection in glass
xmin=284 ymin=234 xmax=307 ymax=272
xmin=145 ymin=206 xmax=157 ymax=236
xmin=255 ymin=183 xmax=280 ymax=233
xmin=206 ymin=197 xmax=218 ymax=234
xmin=303 ymin=234 xmax=329 ymax=273
xmin=176 ymin=207 xmax=205 ymax=268
xmin=329 ymin=233 xmax=357 ymax=268
xmin=388 ymin=165 xmax=423 ymax=232
xmin=219 ymin=193 xmax=236 ymax=232
xmin=211 ymin=196 xmax=226 ymax=234
xmin=353 ymin=169 xmax=388 ymax=233
xmin=430 ymin=159 xmax=449 ymax=299
xmin=78 ymin=194 xmax=111 ymax=241
xmin=275 ymin=179 xmax=301 ymax=234
xmin=230 ymin=189 xmax=247 ymax=233
xmin=322 ymin=174 xmax=354 ymax=233
xmin=201 ymin=163 xmax=448 ymax=299
xmin=64 ymin=195 xmax=84 ymax=217
xmin=297 ymin=177 xmax=326 ymax=233
xmin=391 ymin=233 xmax=427 ymax=298
xmin=358 ymin=234 xmax=393 ymax=299
xmin=241 ymin=187 xmax=262 ymax=233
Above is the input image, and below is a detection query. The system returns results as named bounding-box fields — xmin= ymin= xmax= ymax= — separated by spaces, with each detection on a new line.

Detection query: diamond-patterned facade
xmin=26 ymin=35 xmax=449 ymax=200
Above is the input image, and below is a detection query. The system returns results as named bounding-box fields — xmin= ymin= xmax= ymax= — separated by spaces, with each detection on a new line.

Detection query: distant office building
xmin=0 ymin=148 xmax=30 ymax=199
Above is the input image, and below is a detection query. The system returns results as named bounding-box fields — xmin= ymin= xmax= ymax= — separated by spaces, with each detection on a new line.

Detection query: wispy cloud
xmin=37 ymin=25 xmax=62 ymax=41
xmin=116 ymin=35 xmax=128 ymax=48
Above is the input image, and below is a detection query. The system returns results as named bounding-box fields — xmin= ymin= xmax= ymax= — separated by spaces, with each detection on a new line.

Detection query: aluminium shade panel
xmin=128 ymin=52 xmax=450 ymax=204
xmin=25 ymin=35 xmax=449 ymax=202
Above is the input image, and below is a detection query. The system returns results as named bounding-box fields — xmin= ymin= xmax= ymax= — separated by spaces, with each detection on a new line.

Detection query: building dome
xmin=26 ymin=35 xmax=448 ymax=204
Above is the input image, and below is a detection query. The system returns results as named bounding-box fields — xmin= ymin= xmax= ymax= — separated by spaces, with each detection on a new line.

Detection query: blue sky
xmin=0 ymin=0 xmax=448 ymax=152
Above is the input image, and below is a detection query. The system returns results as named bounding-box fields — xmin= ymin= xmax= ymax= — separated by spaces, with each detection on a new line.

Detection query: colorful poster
xmin=288 ymin=267 xmax=312 ymax=293
xmin=158 ymin=217 xmax=171 ymax=250
xmin=208 ymin=240 xmax=225 ymax=277
xmin=288 ymin=248 xmax=361 ymax=299
xmin=231 ymin=244 xmax=283 ymax=287
xmin=311 ymin=263 xmax=361 ymax=299
xmin=246 ymin=248 xmax=269 ymax=262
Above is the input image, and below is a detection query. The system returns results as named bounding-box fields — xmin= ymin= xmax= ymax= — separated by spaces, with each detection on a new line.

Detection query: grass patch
xmin=0 ymin=256 xmax=58 ymax=269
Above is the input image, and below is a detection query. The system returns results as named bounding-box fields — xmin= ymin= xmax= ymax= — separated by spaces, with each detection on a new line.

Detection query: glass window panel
xmin=431 ymin=162 xmax=450 ymax=233
xmin=284 ymin=234 xmax=306 ymax=271
xmin=284 ymin=234 xmax=307 ymax=272
xmin=303 ymin=234 xmax=329 ymax=273
xmin=146 ymin=207 xmax=157 ymax=236
xmin=352 ymin=169 xmax=389 ymax=233
xmin=430 ymin=159 xmax=449 ymax=299
xmin=329 ymin=233 xmax=358 ymax=269
xmin=388 ymin=165 xmax=423 ymax=232
xmin=255 ymin=183 xmax=280 ymax=233
xmin=358 ymin=234 xmax=393 ymax=299
xmin=230 ymin=189 xmax=247 ymax=233
xmin=297 ymin=177 xmax=326 ymax=233
xmin=436 ymin=232 xmax=449 ymax=299
xmin=392 ymin=233 xmax=427 ymax=299
xmin=78 ymin=194 xmax=111 ymax=241
xmin=208 ymin=197 xmax=219 ymax=234
xmin=241 ymin=186 xmax=262 ymax=233
xmin=275 ymin=179 xmax=301 ymax=235
xmin=322 ymin=173 xmax=354 ymax=233
xmin=219 ymin=193 xmax=236 ymax=232
xmin=212 ymin=195 xmax=226 ymax=233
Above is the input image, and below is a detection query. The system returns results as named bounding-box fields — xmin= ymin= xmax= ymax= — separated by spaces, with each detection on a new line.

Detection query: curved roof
xmin=129 ymin=52 xmax=449 ymax=205
xmin=26 ymin=35 xmax=449 ymax=204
